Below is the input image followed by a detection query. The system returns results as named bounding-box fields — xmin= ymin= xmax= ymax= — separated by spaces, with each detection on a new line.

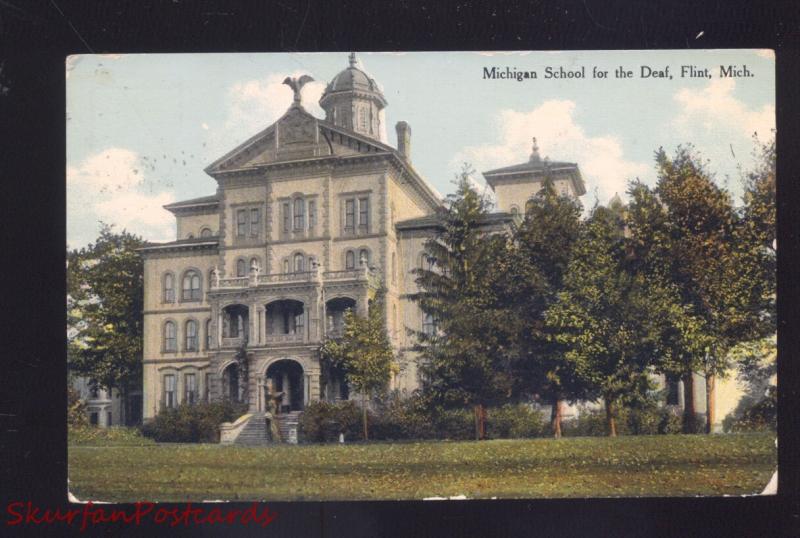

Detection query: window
xmin=163 ymin=374 xmax=176 ymax=409
xmin=184 ymin=373 xmax=197 ymax=405
xmin=283 ymin=202 xmax=291 ymax=232
xmin=283 ymin=259 xmax=290 ymax=273
xmin=666 ymin=376 xmax=680 ymax=406
xmin=205 ymin=372 xmax=212 ymax=401
xmin=345 ymin=250 xmax=355 ymax=270
xmin=293 ymin=198 xmax=305 ymax=230
xmin=200 ymin=227 xmax=212 ymax=238
xmin=90 ymin=412 xmax=98 ymax=426
xmin=422 ymin=313 xmax=436 ymax=336
xmin=308 ymin=256 xmax=316 ymax=270
xmin=308 ymin=200 xmax=316 ymax=229
xmin=185 ymin=320 xmax=198 ymax=351
xmin=236 ymin=259 xmax=246 ymax=277
xmin=358 ymin=197 xmax=369 ymax=230
xmin=359 ymin=107 xmax=367 ymax=130
xmin=293 ymin=253 xmax=305 ymax=273
xmin=359 ymin=249 xmax=370 ymax=267
xmin=250 ymin=208 xmax=260 ymax=236
xmin=182 ymin=270 xmax=201 ymax=301
xmin=164 ymin=273 xmax=175 ymax=303
xmin=237 ymin=209 xmax=247 ymax=236
xmin=164 ymin=321 xmax=177 ymax=351
xmin=345 ymin=199 xmax=355 ymax=230
xmin=107 ymin=412 xmax=113 ymax=426
xmin=205 ymin=319 xmax=212 ymax=349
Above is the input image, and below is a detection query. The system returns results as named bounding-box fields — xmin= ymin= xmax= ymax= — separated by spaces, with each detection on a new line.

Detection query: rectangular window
xmin=283 ymin=202 xmax=291 ymax=232
xmin=293 ymin=198 xmax=305 ymax=230
xmin=250 ymin=208 xmax=260 ymax=237
xmin=164 ymin=374 xmax=176 ymax=409
xmin=283 ymin=259 xmax=289 ymax=273
xmin=185 ymin=373 xmax=197 ymax=405
xmin=237 ymin=209 xmax=247 ymax=237
xmin=90 ymin=412 xmax=98 ymax=426
xmin=205 ymin=373 xmax=212 ymax=401
xmin=107 ymin=411 xmax=113 ymax=426
xmin=308 ymin=200 xmax=316 ymax=229
xmin=358 ymin=197 xmax=369 ymax=230
xmin=345 ymin=199 xmax=355 ymax=230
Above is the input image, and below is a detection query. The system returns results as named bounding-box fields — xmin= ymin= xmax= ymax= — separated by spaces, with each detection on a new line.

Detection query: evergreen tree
xmin=411 ymin=165 xmax=513 ymax=440
xmin=506 ymin=177 xmax=584 ymax=438
xmin=320 ymin=291 xmax=396 ymax=440
xmin=67 ymin=224 xmax=145 ymax=425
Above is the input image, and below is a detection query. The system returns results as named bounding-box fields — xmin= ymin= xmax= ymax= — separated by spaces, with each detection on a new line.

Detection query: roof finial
xmin=530 ymin=136 xmax=541 ymax=162
xmin=348 ymin=52 xmax=358 ymax=67
xmin=282 ymin=74 xmax=315 ymax=106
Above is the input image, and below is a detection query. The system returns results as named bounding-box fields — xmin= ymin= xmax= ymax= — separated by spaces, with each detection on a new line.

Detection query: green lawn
xmin=68 ymin=433 xmax=776 ymax=502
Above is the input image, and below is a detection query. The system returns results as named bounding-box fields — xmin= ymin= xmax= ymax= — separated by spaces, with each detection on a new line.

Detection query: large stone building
xmin=138 ymin=54 xmax=587 ymax=424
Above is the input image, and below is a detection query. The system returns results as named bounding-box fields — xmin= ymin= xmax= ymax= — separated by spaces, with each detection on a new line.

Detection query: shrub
xmin=370 ymin=392 xmax=437 ymax=441
xmin=69 ymin=425 xmax=154 ymax=446
xmin=139 ymin=401 xmax=248 ymax=443
xmin=299 ymin=400 xmax=361 ymax=443
xmin=486 ymin=404 xmax=547 ymax=439
xmin=563 ymin=404 xmax=690 ymax=436
xmin=723 ymin=386 xmax=777 ymax=433
xmin=67 ymin=386 xmax=88 ymax=428
xmin=433 ymin=408 xmax=474 ymax=440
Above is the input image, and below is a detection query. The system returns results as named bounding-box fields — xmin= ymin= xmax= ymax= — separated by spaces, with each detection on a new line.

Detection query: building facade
xmin=139 ymin=55 xmax=587 ymax=421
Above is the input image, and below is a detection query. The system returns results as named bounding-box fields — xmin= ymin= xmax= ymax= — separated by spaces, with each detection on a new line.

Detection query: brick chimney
xmin=396 ymin=121 xmax=411 ymax=161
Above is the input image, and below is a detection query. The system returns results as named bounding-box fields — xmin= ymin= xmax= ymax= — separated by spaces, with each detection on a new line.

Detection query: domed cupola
xmin=319 ymin=53 xmax=387 ymax=140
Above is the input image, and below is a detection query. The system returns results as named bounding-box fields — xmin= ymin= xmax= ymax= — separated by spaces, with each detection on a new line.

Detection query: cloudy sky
xmin=67 ymin=50 xmax=774 ymax=249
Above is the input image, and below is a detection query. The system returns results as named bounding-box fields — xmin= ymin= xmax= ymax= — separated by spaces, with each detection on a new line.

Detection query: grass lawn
xmin=68 ymin=433 xmax=776 ymax=502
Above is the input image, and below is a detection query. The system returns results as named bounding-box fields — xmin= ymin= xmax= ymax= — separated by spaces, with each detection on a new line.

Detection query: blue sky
xmin=67 ymin=50 xmax=774 ymax=248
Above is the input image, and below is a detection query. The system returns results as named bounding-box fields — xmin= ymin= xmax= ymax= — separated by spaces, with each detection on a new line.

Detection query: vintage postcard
xmin=66 ymin=50 xmax=776 ymax=502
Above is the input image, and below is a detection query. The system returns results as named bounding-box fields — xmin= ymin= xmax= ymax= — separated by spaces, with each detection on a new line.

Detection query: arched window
xmin=182 ymin=271 xmax=201 ymax=301
xmin=205 ymin=319 xmax=213 ymax=350
xmin=164 ymin=321 xmax=177 ymax=351
xmin=293 ymin=198 xmax=305 ymax=230
xmin=185 ymin=320 xmax=198 ymax=351
xmin=283 ymin=259 xmax=290 ymax=274
xmin=345 ymin=250 xmax=355 ymax=270
xmin=510 ymin=205 xmax=520 ymax=216
xmin=359 ymin=107 xmax=367 ymax=130
xmin=359 ymin=249 xmax=370 ymax=267
xmin=236 ymin=259 xmax=246 ymax=277
xmin=200 ymin=227 xmax=212 ymax=238
xmin=293 ymin=253 xmax=305 ymax=273
xmin=163 ymin=273 xmax=175 ymax=303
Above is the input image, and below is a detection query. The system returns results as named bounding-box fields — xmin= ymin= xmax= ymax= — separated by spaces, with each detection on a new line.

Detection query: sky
xmin=66 ymin=50 xmax=775 ymax=249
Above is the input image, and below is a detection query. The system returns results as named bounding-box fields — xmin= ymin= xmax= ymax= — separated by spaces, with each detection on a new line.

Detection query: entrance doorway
xmin=265 ymin=359 xmax=304 ymax=412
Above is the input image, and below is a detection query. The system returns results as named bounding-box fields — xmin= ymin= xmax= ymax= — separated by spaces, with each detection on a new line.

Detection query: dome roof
xmin=320 ymin=53 xmax=387 ymax=107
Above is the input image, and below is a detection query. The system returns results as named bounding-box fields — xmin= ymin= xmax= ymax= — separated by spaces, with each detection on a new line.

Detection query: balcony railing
xmin=220 ymin=335 xmax=246 ymax=348
xmin=211 ymin=268 xmax=371 ymax=290
xmin=323 ymin=269 xmax=364 ymax=280
xmin=217 ymin=277 xmax=248 ymax=288
xmin=264 ymin=332 xmax=305 ymax=344
xmin=257 ymin=271 xmax=315 ymax=284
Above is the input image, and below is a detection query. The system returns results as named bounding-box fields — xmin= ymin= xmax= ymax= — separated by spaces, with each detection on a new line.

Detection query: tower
xmin=319 ymin=53 xmax=388 ymax=141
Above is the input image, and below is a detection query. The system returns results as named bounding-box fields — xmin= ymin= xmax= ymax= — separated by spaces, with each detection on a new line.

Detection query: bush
xmin=370 ymin=392 xmax=438 ymax=441
xmin=69 ymin=425 xmax=154 ymax=446
xmin=299 ymin=400 xmax=361 ymax=443
xmin=486 ymin=404 xmax=547 ymax=439
xmin=434 ymin=407 xmax=475 ymax=440
xmin=723 ymin=386 xmax=777 ymax=433
xmin=139 ymin=401 xmax=248 ymax=443
xmin=68 ymin=386 xmax=88 ymax=428
xmin=563 ymin=404 xmax=691 ymax=436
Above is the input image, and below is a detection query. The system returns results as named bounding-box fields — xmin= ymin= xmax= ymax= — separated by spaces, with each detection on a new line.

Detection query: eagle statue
xmin=282 ymin=74 xmax=315 ymax=106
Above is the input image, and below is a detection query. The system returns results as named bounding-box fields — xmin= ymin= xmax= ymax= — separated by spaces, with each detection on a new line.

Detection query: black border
xmin=1 ymin=1 xmax=798 ymax=536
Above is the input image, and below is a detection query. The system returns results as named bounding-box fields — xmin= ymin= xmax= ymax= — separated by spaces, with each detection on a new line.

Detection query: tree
xmin=546 ymin=204 xmax=675 ymax=436
xmin=411 ymin=165 xmax=514 ymax=440
xmin=320 ymin=291 xmax=396 ymax=441
xmin=629 ymin=145 xmax=775 ymax=433
xmin=67 ymin=224 xmax=145 ymax=425
xmin=506 ymin=176 xmax=584 ymax=438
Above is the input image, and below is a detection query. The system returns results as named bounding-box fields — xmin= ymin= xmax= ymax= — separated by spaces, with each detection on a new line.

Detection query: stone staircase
xmin=232 ymin=411 xmax=302 ymax=446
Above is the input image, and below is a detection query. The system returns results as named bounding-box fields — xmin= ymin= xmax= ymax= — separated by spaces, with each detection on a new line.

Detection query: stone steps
xmin=232 ymin=411 xmax=303 ymax=446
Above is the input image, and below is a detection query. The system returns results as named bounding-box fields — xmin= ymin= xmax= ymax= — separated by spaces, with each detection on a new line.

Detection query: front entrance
xmin=265 ymin=359 xmax=304 ymax=412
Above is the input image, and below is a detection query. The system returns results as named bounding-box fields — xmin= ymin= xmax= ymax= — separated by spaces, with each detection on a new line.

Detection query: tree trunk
xmin=682 ymin=372 xmax=696 ymax=433
xmin=604 ymin=397 xmax=617 ymax=437
xmin=551 ymin=398 xmax=563 ymax=439
xmin=362 ymin=392 xmax=369 ymax=441
xmin=473 ymin=404 xmax=486 ymax=441
xmin=705 ymin=373 xmax=716 ymax=434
